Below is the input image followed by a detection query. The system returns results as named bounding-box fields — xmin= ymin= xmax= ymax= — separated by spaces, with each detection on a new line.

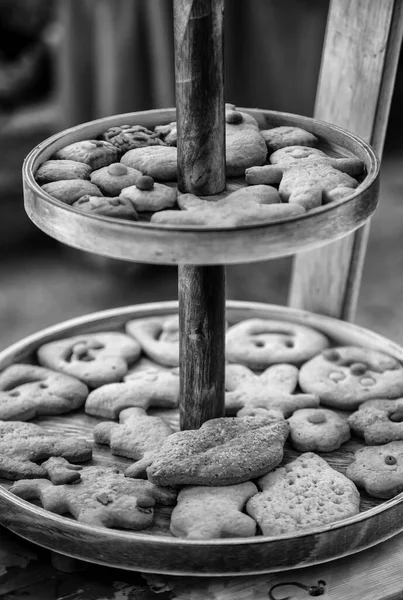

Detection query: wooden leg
xmin=179 ymin=265 xmax=226 ymax=430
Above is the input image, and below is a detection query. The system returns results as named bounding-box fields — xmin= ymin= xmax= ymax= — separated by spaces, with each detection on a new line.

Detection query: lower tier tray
xmin=1 ymin=300 xmax=403 ymax=576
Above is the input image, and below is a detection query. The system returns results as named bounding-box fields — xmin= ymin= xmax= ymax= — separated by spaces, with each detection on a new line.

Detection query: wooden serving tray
xmin=22 ymin=108 xmax=379 ymax=265
xmin=1 ymin=300 xmax=403 ymax=576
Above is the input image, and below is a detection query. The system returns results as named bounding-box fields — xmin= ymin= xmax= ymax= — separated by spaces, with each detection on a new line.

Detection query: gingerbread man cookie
xmin=346 ymin=441 xmax=403 ymax=499
xmin=0 ymin=363 xmax=88 ymax=421
xmin=37 ymin=332 xmax=141 ymax=388
xmin=299 ymin=347 xmax=403 ymax=409
xmin=170 ymin=482 xmax=258 ymax=540
xmin=85 ymin=368 xmax=179 ymax=418
xmin=0 ymin=420 xmax=91 ymax=480
xmin=10 ymin=466 xmax=177 ymax=530
xmin=288 ymin=408 xmax=350 ymax=452
xmin=126 ymin=316 xmax=179 ymax=367
xmin=225 ymin=318 xmax=329 ymax=369
xmin=348 ymin=399 xmax=403 ymax=444
xmin=41 ymin=457 xmax=83 ymax=485
xmin=225 ymin=363 xmax=319 ymax=417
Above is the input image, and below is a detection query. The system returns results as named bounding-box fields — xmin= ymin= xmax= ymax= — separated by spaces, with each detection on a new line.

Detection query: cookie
xmin=225 ymin=109 xmax=267 ymax=176
xmin=0 ymin=420 xmax=91 ymax=480
xmin=41 ymin=457 xmax=83 ymax=485
xmin=299 ymin=347 xmax=403 ymax=409
xmin=102 ymin=124 xmax=166 ymax=153
xmin=226 ymin=318 xmax=329 ymax=369
xmin=120 ymin=178 xmax=177 ymax=212
xmin=347 ymin=399 xmax=403 ymax=444
xmin=145 ymin=416 xmax=289 ymax=487
xmin=0 ymin=363 xmax=88 ymax=421
xmin=94 ymin=407 xmax=173 ymax=477
xmin=121 ymin=146 xmax=177 ymax=181
xmin=72 ymin=195 xmax=138 ymax=220
xmin=288 ymin=408 xmax=350 ymax=452
xmin=54 ymin=140 xmax=121 ymax=170
xmin=260 ymin=126 xmax=318 ymax=153
xmin=151 ymin=186 xmax=304 ymax=226
xmin=35 ymin=160 xmax=92 ymax=184
xmin=154 ymin=122 xmax=177 ymax=146
xmin=170 ymin=482 xmax=258 ymax=539
xmin=10 ymin=466 xmax=177 ymax=530
xmin=85 ymin=368 xmax=179 ymax=418
xmin=346 ymin=441 xmax=403 ymax=498
xmin=37 ymin=332 xmax=141 ymax=388
xmin=225 ymin=363 xmax=319 ymax=417
xmin=90 ymin=163 xmax=142 ymax=195
xmin=126 ymin=316 xmax=179 ymax=367
xmin=245 ymin=145 xmax=364 ymax=209
xmin=246 ymin=453 xmax=360 ymax=535
xmin=41 ymin=180 xmax=102 ymax=205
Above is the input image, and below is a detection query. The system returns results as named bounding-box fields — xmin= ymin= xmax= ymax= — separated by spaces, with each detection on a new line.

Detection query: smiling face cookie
xmin=299 ymin=347 xmax=403 ymax=410
xmin=225 ymin=318 xmax=329 ymax=369
xmin=346 ymin=441 xmax=403 ymax=499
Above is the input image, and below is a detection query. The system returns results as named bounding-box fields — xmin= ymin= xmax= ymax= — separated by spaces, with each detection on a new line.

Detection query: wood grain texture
xmin=23 ymin=108 xmax=379 ymax=265
xmin=289 ymin=0 xmax=403 ymax=320
xmin=1 ymin=301 xmax=403 ymax=575
xmin=179 ymin=266 xmax=225 ymax=429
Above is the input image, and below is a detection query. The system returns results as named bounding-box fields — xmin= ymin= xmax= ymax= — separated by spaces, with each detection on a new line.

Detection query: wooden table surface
xmin=2 ymin=525 xmax=403 ymax=600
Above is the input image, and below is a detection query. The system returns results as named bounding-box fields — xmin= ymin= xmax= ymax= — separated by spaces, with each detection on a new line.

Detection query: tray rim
xmin=1 ymin=300 xmax=403 ymax=575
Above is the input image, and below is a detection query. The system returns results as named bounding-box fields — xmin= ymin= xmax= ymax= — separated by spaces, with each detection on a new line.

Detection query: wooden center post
xmin=174 ymin=0 xmax=226 ymax=430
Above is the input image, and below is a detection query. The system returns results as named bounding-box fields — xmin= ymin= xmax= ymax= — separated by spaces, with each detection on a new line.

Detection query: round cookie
xmin=288 ymin=408 xmax=350 ymax=452
xmin=348 ymin=398 xmax=403 ymax=444
xmin=35 ymin=160 xmax=92 ymax=184
xmin=90 ymin=163 xmax=142 ymax=195
xmin=299 ymin=347 xmax=403 ymax=409
xmin=225 ymin=318 xmax=329 ymax=369
xmin=54 ymin=140 xmax=121 ymax=170
xmin=121 ymin=146 xmax=177 ymax=181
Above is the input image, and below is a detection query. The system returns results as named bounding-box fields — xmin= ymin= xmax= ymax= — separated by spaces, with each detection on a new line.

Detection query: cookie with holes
xmin=0 ymin=364 xmax=88 ymax=421
xmin=0 ymin=420 xmax=91 ymax=480
xmin=146 ymin=416 xmax=289 ymax=487
xmin=94 ymin=407 xmax=174 ymax=478
xmin=246 ymin=453 xmax=360 ymax=535
xmin=225 ymin=318 xmax=329 ymax=369
xmin=299 ymin=347 xmax=403 ymax=410
xmin=170 ymin=482 xmax=258 ymax=540
xmin=10 ymin=466 xmax=177 ymax=530
xmin=225 ymin=363 xmax=319 ymax=417
xmin=126 ymin=315 xmax=179 ymax=367
xmin=37 ymin=332 xmax=141 ymax=388
xmin=347 ymin=399 xmax=403 ymax=445
xmin=260 ymin=126 xmax=319 ymax=153
xmin=288 ymin=408 xmax=350 ymax=452
xmin=85 ymin=368 xmax=179 ymax=418
xmin=245 ymin=145 xmax=364 ymax=209
xmin=346 ymin=441 xmax=403 ymax=499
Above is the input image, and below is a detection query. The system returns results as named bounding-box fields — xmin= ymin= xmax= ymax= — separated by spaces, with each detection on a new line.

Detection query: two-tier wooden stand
xmin=1 ymin=0 xmax=403 ymax=577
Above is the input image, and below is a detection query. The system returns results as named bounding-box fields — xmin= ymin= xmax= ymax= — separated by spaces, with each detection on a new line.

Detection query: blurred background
xmin=0 ymin=0 xmax=402 ymax=349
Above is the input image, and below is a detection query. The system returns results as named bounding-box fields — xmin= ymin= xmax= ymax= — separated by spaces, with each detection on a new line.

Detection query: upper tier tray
xmin=23 ymin=108 xmax=379 ymax=265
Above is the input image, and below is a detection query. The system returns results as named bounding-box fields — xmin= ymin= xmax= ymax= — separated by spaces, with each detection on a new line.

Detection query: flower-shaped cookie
xmin=299 ymin=347 xmax=403 ymax=409
xmin=287 ymin=408 xmax=350 ymax=452
xmin=90 ymin=162 xmax=142 ymax=195
xmin=0 ymin=420 xmax=91 ymax=480
xmin=170 ymin=482 xmax=258 ymax=539
xmin=126 ymin=315 xmax=179 ymax=367
xmin=145 ymin=416 xmax=289 ymax=487
xmin=72 ymin=195 xmax=138 ymax=220
xmin=0 ymin=364 xmax=88 ymax=421
xmin=225 ymin=363 xmax=319 ymax=417
xmin=85 ymin=368 xmax=179 ymax=418
xmin=348 ymin=399 xmax=403 ymax=444
xmin=54 ymin=140 xmax=121 ymax=170
xmin=225 ymin=318 xmax=329 ymax=369
xmin=102 ymin=124 xmax=166 ymax=153
xmin=10 ymin=466 xmax=177 ymax=530
xmin=41 ymin=180 xmax=102 ymax=204
xmin=346 ymin=441 xmax=403 ymax=498
xmin=35 ymin=160 xmax=92 ymax=184
xmin=37 ymin=332 xmax=141 ymax=388
xmin=246 ymin=145 xmax=364 ymax=209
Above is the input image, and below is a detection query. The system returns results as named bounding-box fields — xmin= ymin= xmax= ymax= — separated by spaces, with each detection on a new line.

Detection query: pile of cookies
xmin=34 ymin=105 xmax=365 ymax=227
xmin=2 ymin=316 xmax=403 ymax=539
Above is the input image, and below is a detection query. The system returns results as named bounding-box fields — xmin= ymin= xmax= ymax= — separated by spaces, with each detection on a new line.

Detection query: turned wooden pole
xmin=174 ymin=0 xmax=226 ymax=430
